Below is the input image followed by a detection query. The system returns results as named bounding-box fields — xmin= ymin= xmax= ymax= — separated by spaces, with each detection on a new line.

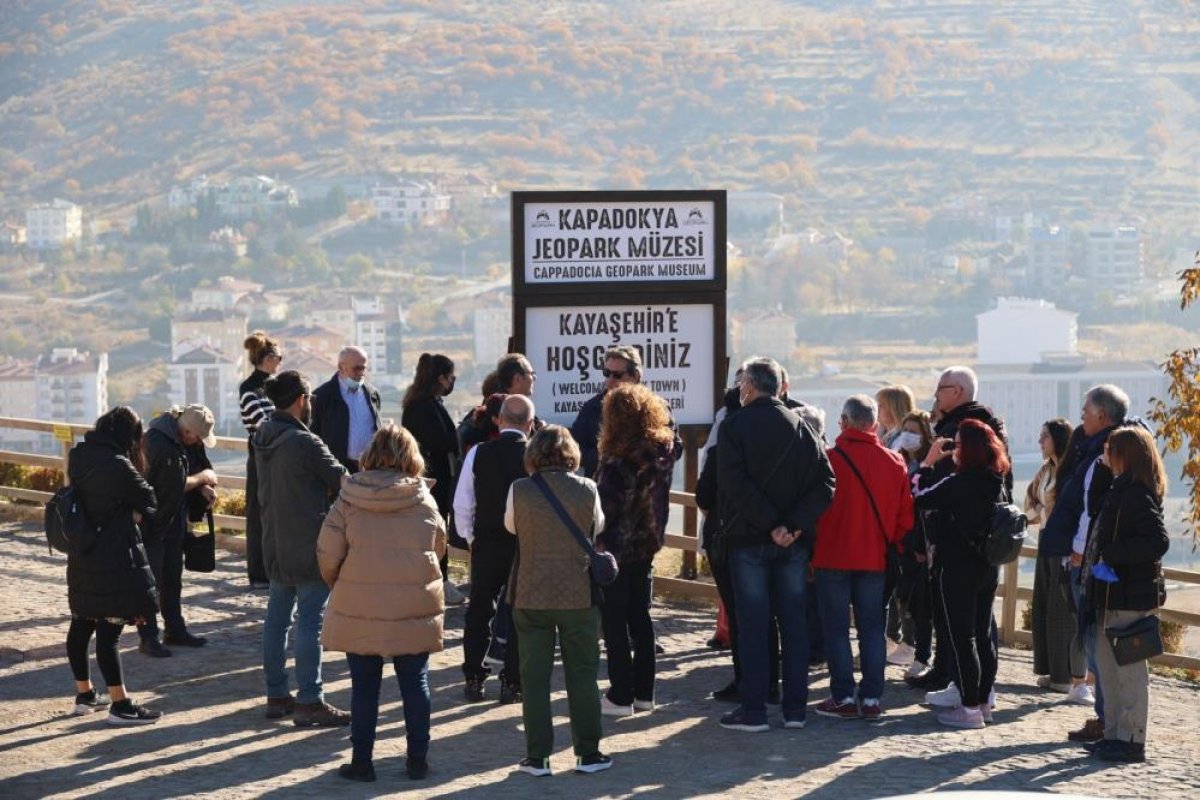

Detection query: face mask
xmin=344 ymin=376 xmax=362 ymax=392
xmin=443 ymin=376 xmax=455 ymax=397
xmin=893 ymin=431 xmax=923 ymax=452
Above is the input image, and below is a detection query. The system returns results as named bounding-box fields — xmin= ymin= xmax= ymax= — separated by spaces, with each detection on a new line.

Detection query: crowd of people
xmin=59 ymin=338 xmax=1172 ymax=779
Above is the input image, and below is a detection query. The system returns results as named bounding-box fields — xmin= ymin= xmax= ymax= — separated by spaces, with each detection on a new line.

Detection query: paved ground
xmin=1 ymin=518 xmax=1198 ymax=799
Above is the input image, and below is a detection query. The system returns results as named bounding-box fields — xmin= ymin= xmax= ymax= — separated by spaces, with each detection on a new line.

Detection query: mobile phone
xmin=942 ymin=441 xmax=957 ymax=452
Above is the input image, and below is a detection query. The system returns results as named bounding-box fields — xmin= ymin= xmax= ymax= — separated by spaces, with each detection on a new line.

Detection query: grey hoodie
xmin=253 ymin=411 xmax=348 ymax=584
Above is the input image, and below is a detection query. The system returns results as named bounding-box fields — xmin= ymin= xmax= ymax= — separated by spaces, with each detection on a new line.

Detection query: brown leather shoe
xmin=293 ymin=701 xmax=351 ymax=727
xmin=264 ymin=695 xmax=295 ymax=719
xmin=1067 ymin=717 xmax=1104 ymax=742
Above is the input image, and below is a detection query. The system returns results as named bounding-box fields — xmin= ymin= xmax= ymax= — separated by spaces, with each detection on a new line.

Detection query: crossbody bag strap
xmin=530 ymin=473 xmax=595 ymax=558
xmin=832 ymin=446 xmax=888 ymax=545
xmin=724 ymin=418 xmax=802 ymax=529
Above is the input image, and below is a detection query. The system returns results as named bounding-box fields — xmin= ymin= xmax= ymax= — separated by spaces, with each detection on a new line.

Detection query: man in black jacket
xmin=453 ymin=394 xmax=535 ymax=704
xmin=716 ymin=357 xmax=835 ymax=732
xmin=310 ymin=346 xmax=381 ymax=473
xmin=137 ymin=405 xmax=219 ymax=657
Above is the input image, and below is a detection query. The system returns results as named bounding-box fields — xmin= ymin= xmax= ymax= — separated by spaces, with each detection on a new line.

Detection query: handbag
xmin=183 ymin=509 xmax=216 ymax=573
xmin=1104 ymin=613 xmax=1163 ymax=666
xmin=530 ymin=472 xmax=618 ymax=587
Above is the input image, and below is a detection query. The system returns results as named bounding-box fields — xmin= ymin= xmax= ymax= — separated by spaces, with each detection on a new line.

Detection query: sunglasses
xmin=601 ymin=369 xmax=629 ymax=379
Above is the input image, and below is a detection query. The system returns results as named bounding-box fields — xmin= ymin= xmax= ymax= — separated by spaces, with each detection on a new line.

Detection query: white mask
xmin=893 ymin=431 xmax=923 ymax=452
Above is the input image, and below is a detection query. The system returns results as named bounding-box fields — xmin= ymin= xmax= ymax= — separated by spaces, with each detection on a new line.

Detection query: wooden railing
xmin=2 ymin=415 xmax=1197 ymax=668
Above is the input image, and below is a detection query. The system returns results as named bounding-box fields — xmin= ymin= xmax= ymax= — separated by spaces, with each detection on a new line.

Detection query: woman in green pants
xmin=504 ymin=425 xmax=612 ymax=776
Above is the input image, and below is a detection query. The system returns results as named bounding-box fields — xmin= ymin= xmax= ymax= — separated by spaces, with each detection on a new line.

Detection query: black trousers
xmin=68 ymin=618 xmax=124 ymax=687
xmin=244 ymin=446 xmax=268 ymax=584
xmin=600 ymin=558 xmax=659 ymax=705
xmin=139 ymin=518 xmax=187 ymax=640
xmin=935 ymin=564 xmax=999 ymax=707
xmin=712 ymin=550 xmax=781 ymax=688
xmin=462 ymin=536 xmax=519 ymax=683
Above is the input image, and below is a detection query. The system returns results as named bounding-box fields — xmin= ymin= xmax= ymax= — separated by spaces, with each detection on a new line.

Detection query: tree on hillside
xmin=1148 ymin=254 xmax=1200 ymax=546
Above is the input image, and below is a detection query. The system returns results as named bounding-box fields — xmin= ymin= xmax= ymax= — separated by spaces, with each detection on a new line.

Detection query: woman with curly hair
xmin=595 ymin=384 xmax=678 ymax=716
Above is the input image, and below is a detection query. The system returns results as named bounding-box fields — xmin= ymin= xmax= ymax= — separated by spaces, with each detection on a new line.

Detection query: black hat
xmin=264 ymin=370 xmax=309 ymax=409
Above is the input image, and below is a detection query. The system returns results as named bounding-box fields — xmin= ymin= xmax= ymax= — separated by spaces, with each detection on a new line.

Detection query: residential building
xmin=286 ymin=346 xmax=339 ymax=387
xmin=214 ymin=176 xmax=298 ymax=222
xmin=34 ymin=349 xmax=107 ymax=426
xmin=306 ymin=305 xmax=357 ymax=343
xmin=236 ymin=290 xmax=289 ymax=323
xmin=737 ymin=312 xmax=797 ymax=365
xmin=271 ymin=323 xmax=346 ymax=364
xmin=1085 ymin=226 xmax=1143 ymax=283
xmin=167 ymin=346 xmax=242 ymax=434
xmin=168 ymin=174 xmax=212 ymax=212
xmin=355 ymin=312 xmax=388 ymax=379
xmin=0 ymin=222 xmax=26 ymax=250
xmin=171 ymin=309 xmax=249 ymax=365
xmin=191 ymin=276 xmax=264 ymax=313
xmin=25 ymin=199 xmax=82 ymax=249
xmin=371 ymin=179 xmax=451 ymax=225
xmin=977 ymin=298 xmax=1077 ymax=365
xmin=473 ymin=308 xmax=510 ymax=369
xmin=0 ymin=358 xmax=38 ymax=451
xmin=1028 ymin=226 xmax=1070 ymax=287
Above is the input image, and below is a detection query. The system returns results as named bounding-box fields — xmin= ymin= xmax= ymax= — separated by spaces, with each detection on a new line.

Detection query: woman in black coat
xmin=65 ymin=406 xmax=163 ymax=725
xmin=1084 ymin=426 xmax=1169 ymax=763
xmin=401 ymin=353 xmax=464 ymax=604
xmin=240 ymin=331 xmax=283 ymax=586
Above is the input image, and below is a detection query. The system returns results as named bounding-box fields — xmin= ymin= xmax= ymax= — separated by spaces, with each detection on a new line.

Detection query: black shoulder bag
xmin=530 ymin=473 xmax=618 ymax=587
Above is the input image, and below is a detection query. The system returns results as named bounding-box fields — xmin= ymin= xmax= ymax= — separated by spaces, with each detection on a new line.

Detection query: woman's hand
xmin=922 ymin=438 xmax=953 ymax=469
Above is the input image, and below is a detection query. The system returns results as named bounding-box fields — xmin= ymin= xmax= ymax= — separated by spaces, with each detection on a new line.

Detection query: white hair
xmin=940 ymin=366 xmax=978 ymax=401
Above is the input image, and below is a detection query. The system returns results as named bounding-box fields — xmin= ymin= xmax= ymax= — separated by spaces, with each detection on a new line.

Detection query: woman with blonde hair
xmin=595 ymin=384 xmax=678 ymax=716
xmin=317 ymin=424 xmax=447 ymax=782
xmin=1084 ymin=426 xmax=1169 ymax=763
xmin=505 ymin=425 xmax=611 ymax=776
xmin=875 ymin=385 xmax=916 ymax=449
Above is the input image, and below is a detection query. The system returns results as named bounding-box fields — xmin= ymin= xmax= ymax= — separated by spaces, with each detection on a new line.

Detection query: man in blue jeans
xmin=812 ymin=395 xmax=913 ymax=720
xmin=254 ymin=370 xmax=349 ymax=726
xmin=716 ymin=357 xmax=835 ymax=732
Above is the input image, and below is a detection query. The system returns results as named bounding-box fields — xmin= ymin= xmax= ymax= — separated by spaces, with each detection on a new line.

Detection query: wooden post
xmin=1000 ymin=557 xmax=1019 ymax=645
xmin=59 ymin=438 xmax=72 ymax=487
xmin=679 ymin=428 xmax=699 ymax=580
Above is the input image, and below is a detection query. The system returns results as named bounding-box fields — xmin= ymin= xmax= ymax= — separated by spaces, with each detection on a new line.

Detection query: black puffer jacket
xmin=66 ymin=431 xmax=159 ymax=621
xmin=1086 ymin=474 xmax=1169 ymax=611
xmin=913 ymin=466 xmax=1005 ymax=574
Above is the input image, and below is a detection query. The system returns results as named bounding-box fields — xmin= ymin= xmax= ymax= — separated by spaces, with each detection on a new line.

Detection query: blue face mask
xmin=344 ymin=376 xmax=362 ymax=392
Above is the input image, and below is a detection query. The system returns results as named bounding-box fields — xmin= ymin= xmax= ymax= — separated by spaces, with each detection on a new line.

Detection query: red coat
xmin=813 ymin=428 xmax=914 ymax=572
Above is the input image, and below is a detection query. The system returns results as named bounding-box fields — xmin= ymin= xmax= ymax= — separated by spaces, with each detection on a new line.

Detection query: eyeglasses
xmin=601 ymin=369 xmax=629 ymax=379
xmin=935 ymin=384 xmax=957 ymax=392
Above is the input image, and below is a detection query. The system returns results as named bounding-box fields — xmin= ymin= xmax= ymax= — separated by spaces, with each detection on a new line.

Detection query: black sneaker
xmin=106 ymin=699 xmax=162 ymax=726
xmin=464 ymin=676 xmax=486 ymax=703
xmin=719 ymin=707 xmax=769 ymax=733
xmin=73 ymin=690 xmax=111 ymax=716
xmin=575 ymin=753 xmax=613 ymax=774
xmin=1096 ymin=740 xmax=1146 ymax=763
xmin=518 ymin=757 xmax=552 ymax=777
xmin=406 ymin=756 xmax=429 ymax=780
xmin=499 ymin=679 xmax=523 ymax=705
xmin=907 ymin=669 xmax=948 ymax=691
xmin=712 ymin=682 xmax=740 ymax=703
xmin=138 ymin=637 xmax=172 ymax=658
xmin=337 ymin=762 xmax=376 ymax=782
xmin=163 ymin=631 xmax=207 ymax=648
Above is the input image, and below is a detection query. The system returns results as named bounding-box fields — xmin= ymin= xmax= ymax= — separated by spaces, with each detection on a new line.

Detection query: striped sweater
xmin=239 ymin=369 xmax=275 ymax=436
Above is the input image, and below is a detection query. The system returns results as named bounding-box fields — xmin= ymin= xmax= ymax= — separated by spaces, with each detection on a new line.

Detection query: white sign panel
xmin=526 ymin=303 xmax=715 ymax=426
xmin=523 ymin=200 xmax=715 ymax=284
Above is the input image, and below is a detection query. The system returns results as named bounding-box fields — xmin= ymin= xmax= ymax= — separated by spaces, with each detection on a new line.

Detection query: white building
xmin=737 ymin=312 xmax=797 ymax=365
xmin=1085 ymin=226 xmax=1143 ymax=283
xmin=977 ymin=298 xmax=1077 ymax=365
xmin=355 ymin=312 xmax=389 ymax=380
xmin=171 ymin=309 xmax=248 ymax=366
xmin=1028 ymin=226 xmax=1070 ymax=287
xmin=167 ymin=346 xmax=242 ymax=434
xmin=34 ymin=349 xmax=107 ymax=426
xmin=25 ymin=199 xmax=82 ymax=249
xmin=191 ymin=276 xmax=264 ymax=313
xmin=371 ymin=180 xmax=451 ymax=225
xmin=0 ymin=359 xmax=38 ymax=451
xmin=168 ymin=174 xmax=212 ymax=212
xmin=215 ymin=176 xmax=298 ymax=222
xmin=473 ymin=308 xmax=511 ymax=369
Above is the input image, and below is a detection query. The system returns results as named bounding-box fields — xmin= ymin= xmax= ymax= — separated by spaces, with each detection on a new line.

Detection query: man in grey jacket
xmin=254 ymin=370 xmax=349 ymax=726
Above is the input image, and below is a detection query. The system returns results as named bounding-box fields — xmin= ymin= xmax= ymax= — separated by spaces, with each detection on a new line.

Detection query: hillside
xmin=1 ymin=0 xmax=1198 ymax=234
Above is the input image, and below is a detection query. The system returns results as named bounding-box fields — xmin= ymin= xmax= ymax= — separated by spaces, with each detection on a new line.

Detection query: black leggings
xmin=67 ymin=618 xmax=124 ymax=688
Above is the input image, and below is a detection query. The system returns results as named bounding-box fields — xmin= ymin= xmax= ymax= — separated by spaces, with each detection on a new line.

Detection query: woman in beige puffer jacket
xmin=317 ymin=425 xmax=446 ymax=783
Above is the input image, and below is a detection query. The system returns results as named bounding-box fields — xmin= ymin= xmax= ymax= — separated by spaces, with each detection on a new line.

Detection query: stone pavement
xmin=1 ymin=518 xmax=1198 ymax=800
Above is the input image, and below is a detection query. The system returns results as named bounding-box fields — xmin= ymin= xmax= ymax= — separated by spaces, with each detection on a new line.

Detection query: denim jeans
xmin=817 ymin=569 xmax=887 ymax=703
xmin=1070 ymin=565 xmax=1105 ymax=721
xmin=730 ymin=542 xmax=810 ymax=718
xmin=263 ymin=581 xmax=330 ymax=704
xmin=346 ymin=652 xmax=431 ymax=764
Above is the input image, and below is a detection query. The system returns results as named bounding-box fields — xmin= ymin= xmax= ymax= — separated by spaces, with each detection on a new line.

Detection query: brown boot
xmin=264 ymin=695 xmax=295 ymax=719
xmin=1067 ymin=717 xmax=1104 ymax=742
xmin=293 ymin=701 xmax=351 ymax=727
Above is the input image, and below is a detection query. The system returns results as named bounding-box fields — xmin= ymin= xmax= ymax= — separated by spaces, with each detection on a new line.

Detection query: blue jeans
xmin=1070 ymin=565 xmax=1105 ymax=721
xmin=730 ymin=542 xmax=810 ymax=718
xmin=263 ymin=581 xmax=330 ymax=704
xmin=346 ymin=653 xmax=431 ymax=764
xmin=817 ymin=569 xmax=887 ymax=703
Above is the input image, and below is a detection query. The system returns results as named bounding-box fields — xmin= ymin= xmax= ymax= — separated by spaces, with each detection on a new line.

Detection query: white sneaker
xmin=601 ymin=695 xmax=634 ymax=717
xmin=905 ymin=661 xmax=930 ymax=680
xmin=887 ymin=643 xmax=916 ymax=666
xmin=443 ymin=580 xmax=466 ymax=606
xmin=1067 ymin=683 xmax=1095 ymax=705
xmin=633 ymin=698 xmax=655 ymax=712
xmin=937 ymin=705 xmax=985 ymax=729
xmin=925 ymin=682 xmax=961 ymax=708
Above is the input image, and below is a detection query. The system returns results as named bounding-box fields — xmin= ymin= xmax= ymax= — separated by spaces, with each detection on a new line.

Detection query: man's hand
xmin=770 ymin=526 xmax=802 ymax=548
xmin=199 ymin=484 xmax=218 ymax=509
xmin=1069 ymin=551 xmax=1084 ymax=567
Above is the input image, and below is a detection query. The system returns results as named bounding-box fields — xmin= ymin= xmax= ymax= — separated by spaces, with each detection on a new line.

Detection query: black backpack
xmin=978 ymin=502 xmax=1028 ymax=566
xmin=44 ymin=471 xmax=100 ymax=556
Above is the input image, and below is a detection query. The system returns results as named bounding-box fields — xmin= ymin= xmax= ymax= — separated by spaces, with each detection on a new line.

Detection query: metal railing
xmin=2 ymin=415 xmax=1196 ymax=668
